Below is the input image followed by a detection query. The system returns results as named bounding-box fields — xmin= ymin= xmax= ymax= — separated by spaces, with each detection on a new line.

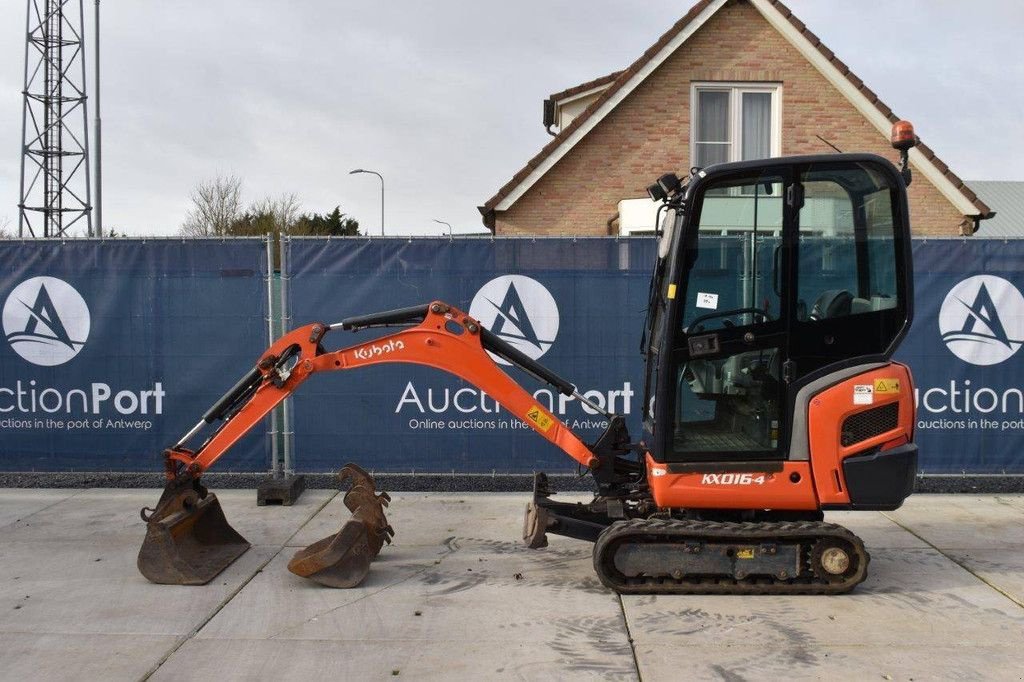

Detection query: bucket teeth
xmin=137 ymin=477 xmax=250 ymax=585
xmin=287 ymin=463 xmax=392 ymax=588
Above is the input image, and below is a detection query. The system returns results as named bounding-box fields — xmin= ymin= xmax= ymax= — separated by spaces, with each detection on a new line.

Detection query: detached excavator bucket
xmin=288 ymin=463 xmax=393 ymax=588
xmin=137 ymin=478 xmax=251 ymax=585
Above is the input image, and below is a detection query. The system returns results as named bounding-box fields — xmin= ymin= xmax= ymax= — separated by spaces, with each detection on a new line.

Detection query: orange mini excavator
xmin=138 ymin=125 xmax=921 ymax=594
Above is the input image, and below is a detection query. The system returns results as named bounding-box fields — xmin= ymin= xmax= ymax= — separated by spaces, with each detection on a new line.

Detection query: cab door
xmin=654 ymin=167 xmax=794 ymax=463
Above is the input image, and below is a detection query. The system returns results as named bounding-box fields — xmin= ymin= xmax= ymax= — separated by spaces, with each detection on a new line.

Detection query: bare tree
xmin=180 ymin=174 xmax=244 ymax=236
xmin=0 ymin=215 xmax=12 ymax=238
xmin=251 ymin=193 xmax=301 ymax=235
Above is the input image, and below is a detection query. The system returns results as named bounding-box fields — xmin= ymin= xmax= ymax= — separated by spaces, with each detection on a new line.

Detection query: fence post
xmin=266 ymin=234 xmax=281 ymax=478
xmin=256 ymin=232 xmax=306 ymax=505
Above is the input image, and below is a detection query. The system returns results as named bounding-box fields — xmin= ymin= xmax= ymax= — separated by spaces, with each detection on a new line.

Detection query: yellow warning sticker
xmin=667 ymin=283 xmax=677 ymax=300
xmin=736 ymin=548 xmax=755 ymax=560
xmin=874 ymin=378 xmax=901 ymax=394
xmin=525 ymin=405 xmax=555 ymax=432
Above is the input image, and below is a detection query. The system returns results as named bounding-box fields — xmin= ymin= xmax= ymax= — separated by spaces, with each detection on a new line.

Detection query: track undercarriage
xmin=524 ymin=472 xmax=870 ymax=595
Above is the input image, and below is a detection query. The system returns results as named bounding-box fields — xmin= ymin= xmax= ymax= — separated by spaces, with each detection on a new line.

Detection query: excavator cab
xmin=642 ymin=153 xmax=916 ymax=512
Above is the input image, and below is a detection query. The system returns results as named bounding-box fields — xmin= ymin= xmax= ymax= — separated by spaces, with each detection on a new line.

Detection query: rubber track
xmin=593 ymin=518 xmax=870 ymax=595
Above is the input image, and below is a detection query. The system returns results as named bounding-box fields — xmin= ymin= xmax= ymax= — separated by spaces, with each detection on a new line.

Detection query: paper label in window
xmin=853 ymin=385 xmax=874 ymax=405
xmin=695 ymin=292 xmax=718 ymax=310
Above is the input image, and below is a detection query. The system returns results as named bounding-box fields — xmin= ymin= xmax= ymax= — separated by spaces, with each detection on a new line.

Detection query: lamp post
xmin=94 ymin=0 xmax=102 ymax=237
xmin=432 ymin=219 xmax=452 ymax=237
xmin=349 ymin=168 xmax=384 ymax=236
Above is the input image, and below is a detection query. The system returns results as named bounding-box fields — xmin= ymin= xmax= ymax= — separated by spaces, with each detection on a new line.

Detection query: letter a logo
xmin=939 ymin=275 xmax=1024 ymax=366
xmin=2 ymin=276 xmax=90 ymax=366
xmin=469 ymin=275 xmax=559 ymax=365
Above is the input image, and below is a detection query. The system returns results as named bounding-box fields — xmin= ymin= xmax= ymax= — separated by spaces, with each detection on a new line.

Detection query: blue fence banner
xmin=0 ymin=238 xmax=270 ymax=471
xmin=895 ymin=239 xmax=1024 ymax=473
xmin=286 ymin=237 xmax=657 ymax=474
xmin=2 ymin=236 xmax=1022 ymax=475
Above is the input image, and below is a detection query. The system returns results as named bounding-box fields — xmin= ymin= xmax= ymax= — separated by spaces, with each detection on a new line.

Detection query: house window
xmin=692 ymin=84 xmax=781 ymax=169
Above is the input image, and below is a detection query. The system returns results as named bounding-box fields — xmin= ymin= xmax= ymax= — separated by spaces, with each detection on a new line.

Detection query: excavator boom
xmin=138 ymin=301 xmax=636 ymax=586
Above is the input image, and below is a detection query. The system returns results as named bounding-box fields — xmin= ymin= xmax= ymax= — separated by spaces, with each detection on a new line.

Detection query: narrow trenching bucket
xmin=137 ymin=478 xmax=251 ymax=586
xmin=287 ymin=463 xmax=393 ymax=588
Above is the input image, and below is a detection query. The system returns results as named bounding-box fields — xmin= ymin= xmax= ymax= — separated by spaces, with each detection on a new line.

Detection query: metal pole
xmin=279 ymin=234 xmax=294 ymax=474
xmin=79 ymin=0 xmax=93 ymax=237
xmin=93 ymin=0 xmax=101 ymax=237
xmin=17 ymin=0 xmax=31 ymax=237
xmin=349 ymin=169 xmax=384 ymax=236
xmin=266 ymin=235 xmax=280 ymax=477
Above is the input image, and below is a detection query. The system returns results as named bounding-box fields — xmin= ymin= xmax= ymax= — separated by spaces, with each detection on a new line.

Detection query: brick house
xmin=479 ymin=0 xmax=993 ymax=236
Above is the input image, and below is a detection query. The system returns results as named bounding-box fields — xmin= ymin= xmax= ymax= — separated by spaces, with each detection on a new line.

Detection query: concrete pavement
xmin=0 ymin=489 xmax=1021 ymax=681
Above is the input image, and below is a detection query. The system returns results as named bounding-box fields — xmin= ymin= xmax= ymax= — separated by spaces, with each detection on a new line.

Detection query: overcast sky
xmin=1 ymin=1 xmax=1022 ymax=237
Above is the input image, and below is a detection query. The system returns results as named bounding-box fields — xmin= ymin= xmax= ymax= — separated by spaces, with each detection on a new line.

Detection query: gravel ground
xmin=0 ymin=471 xmax=1021 ymax=493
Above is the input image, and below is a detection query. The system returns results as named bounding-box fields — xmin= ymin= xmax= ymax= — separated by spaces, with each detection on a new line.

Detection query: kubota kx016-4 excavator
xmin=138 ymin=123 xmax=921 ymax=594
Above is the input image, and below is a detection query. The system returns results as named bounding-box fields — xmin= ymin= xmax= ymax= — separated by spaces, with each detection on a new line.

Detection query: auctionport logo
xmin=939 ymin=275 xmax=1024 ymax=366
xmin=3 ymin=276 xmax=90 ymax=367
xmin=469 ymin=275 xmax=559 ymax=365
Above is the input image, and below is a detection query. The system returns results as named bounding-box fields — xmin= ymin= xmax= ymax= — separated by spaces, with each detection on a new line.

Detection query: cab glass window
xmin=681 ymin=173 xmax=784 ymax=333
xmin=796 ymin=164 xmax=900 ymax=322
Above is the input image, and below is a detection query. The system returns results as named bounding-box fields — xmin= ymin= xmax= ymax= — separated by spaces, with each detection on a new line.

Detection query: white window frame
xmin=690 ymin=82 xmax=782 ymax=168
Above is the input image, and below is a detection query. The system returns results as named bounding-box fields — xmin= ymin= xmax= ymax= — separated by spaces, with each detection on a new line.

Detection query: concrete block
xmin=256 ymin=473 xmax=306 ymax=506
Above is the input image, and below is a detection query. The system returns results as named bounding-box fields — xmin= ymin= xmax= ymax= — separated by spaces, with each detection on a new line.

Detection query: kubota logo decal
xmin=469 ymin=275 xmax=558 ymax=365
xmin=3 ymin=276 xmax=90 ymax=367
xmin=939 ymin=275 xmax=1024 ymax=366
xmin=353 ymin=339 xmax=405 ymax=360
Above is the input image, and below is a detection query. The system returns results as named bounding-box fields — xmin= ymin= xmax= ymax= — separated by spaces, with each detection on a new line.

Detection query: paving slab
xmin=885 ymin=494 xmax=1024 ymax=550
xmin=623 ymin=547 xmax=1024 ymax=648
xmin=945 ymin=548 xmax=1024 ymax=605
xmin=0 ymin=632 xmax=180 ymax=682
xmin=0 ymin=538 xmax=277 ymax=636
xmin=0 ymin=489 xmax=1022 ymax=682
xmin=823 ymin=509 xmax=929 ymax=549
xmin=197 ymin=536 xmax=618 ymax=642
xmin=630 ymin=642 xmax=1024 ymax=682
xmin=0 ymin=488 xmax=335 ymax=547
xmin=0 ymin=489 xmax=82 ymax=530
xmin=152 ymin=637 xmax=638 ymax=682
xmin=288 ymin=491 xmax=570 ymax=548
xmin=188 ymin=531 xmax=636 ymax=680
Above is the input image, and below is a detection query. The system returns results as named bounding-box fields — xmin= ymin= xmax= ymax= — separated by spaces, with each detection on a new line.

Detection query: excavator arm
xmin=165 ymin=301 xmax=614 ymax=478
xmin=138 ymin=301 xmax=638 ymax=587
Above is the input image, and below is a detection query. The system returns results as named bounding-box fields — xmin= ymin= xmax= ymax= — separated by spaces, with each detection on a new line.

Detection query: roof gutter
xmin=478 ymin=205 xmax=496 ymax=232
xmin=971 ymin=211 xmax=997 ymax=235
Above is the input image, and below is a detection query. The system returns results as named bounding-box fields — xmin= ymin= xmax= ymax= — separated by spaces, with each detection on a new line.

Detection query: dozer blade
xmin=287 ymin=463 xmax=393 ymax=588
xmin=138 ymin=477 xmax=251 ymax=586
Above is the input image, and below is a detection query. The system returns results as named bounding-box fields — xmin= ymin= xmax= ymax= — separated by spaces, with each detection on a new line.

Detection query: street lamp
xmin=433 ymin=219 xmax=452 ymax=236
xmin=349 ymin=168 xmax=384 ymax=236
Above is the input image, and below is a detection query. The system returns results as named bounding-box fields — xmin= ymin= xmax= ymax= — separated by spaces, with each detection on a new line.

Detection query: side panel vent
xmin=841 ymin=402 xmax=899 ymax=447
